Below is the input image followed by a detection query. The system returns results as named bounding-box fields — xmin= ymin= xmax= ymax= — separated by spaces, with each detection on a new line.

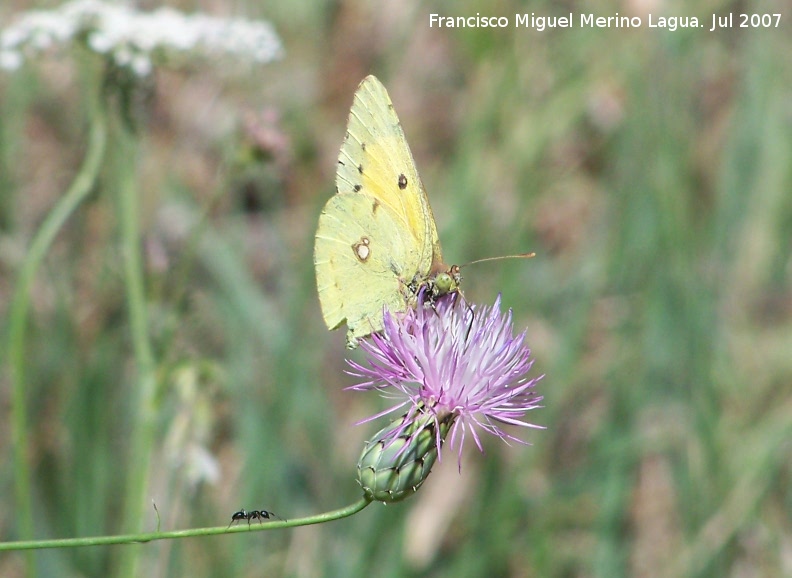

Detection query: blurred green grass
xmin=1 ymin=0 xmax=791 ymax=576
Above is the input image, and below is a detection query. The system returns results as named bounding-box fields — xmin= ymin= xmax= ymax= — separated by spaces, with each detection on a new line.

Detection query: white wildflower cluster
xmin=0 ymin=0 xmax=283 ymax=76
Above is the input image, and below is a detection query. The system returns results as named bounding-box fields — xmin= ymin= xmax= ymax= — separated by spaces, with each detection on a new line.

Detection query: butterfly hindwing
xmin=315 ymin=192 xmax=420 ymax=345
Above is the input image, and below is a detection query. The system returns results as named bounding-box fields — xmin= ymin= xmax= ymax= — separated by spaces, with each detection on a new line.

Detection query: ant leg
xmin=227 ymin=510 xmax=247 ymax=530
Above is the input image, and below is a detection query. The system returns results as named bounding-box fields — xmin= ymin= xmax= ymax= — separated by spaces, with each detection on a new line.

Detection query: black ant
xmin=226 ymin=508 xmax=282 ymax=529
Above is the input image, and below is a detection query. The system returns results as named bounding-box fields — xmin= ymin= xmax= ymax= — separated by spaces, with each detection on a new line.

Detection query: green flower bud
xmin=357 ymin=409 xmax=454 ymax=503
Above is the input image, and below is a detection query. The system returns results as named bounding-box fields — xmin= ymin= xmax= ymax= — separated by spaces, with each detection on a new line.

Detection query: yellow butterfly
xmin=314 ymin=75 xmax=459 ymax=348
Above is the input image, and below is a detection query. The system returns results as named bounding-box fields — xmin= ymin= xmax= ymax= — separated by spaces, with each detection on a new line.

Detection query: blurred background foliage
xmin=1 ymin=0 xmax=791 ymax=576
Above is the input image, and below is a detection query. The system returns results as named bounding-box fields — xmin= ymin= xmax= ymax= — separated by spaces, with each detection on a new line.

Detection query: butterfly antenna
xmin=459 ymin=252 xmax=535 ymax=269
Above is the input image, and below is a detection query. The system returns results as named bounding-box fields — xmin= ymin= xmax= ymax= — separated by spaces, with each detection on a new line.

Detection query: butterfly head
xmin=428 ymin=265 xmax=461 ymax=299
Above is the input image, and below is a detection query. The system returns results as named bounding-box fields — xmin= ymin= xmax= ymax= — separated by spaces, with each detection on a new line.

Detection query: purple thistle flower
xmin=348 ymin=292 xmax=544 ymax=473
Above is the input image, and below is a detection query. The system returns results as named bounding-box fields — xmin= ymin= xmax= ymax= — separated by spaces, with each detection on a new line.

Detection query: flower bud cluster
xmin=0 ymin=0 xmax=282 ymax=76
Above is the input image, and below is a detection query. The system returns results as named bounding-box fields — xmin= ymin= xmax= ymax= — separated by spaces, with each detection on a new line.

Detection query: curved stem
xmin=6 ymin=95 xmax=107 ymax=575
xmin=0 ymin=497 xmax=371 ymax=552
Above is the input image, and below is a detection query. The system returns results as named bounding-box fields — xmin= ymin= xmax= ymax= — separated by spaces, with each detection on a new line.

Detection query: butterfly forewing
xmin=337 ymin=77 xmax=439 ymax=268
xmin=315 ymin=75 xmax=448 ymax=347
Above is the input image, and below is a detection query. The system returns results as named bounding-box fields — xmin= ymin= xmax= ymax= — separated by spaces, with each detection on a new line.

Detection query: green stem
xmin=112 ymin=119 xmax=158 ymax=578
xmin=0 ymin=498 xmax=371 ymax=552
xmin=6 ymin=94 xmax=107 ymax=576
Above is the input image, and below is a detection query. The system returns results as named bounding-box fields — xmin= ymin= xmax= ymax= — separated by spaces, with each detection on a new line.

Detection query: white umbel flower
xmin=0 ymin=0 xmax=283 ymax=75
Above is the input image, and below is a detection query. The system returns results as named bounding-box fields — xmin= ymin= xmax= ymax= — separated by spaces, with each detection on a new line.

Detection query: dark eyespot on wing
xmin=361 ymin=143 xmax=367 ymax=151
xmin=372 ymin=199 xmax=380 ymax=214
xmin=354 ymin=184 xmax=362 ymax=192
xmin=398 ymin=174 xmax=408 ymax=190
xmin=358 ymin=164 xmax=364 ymax=174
